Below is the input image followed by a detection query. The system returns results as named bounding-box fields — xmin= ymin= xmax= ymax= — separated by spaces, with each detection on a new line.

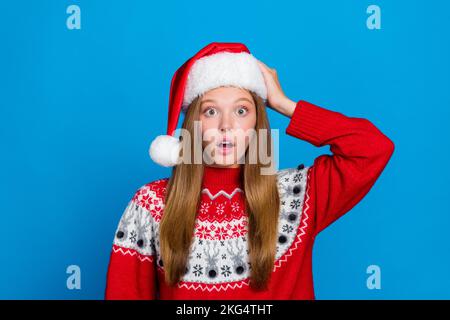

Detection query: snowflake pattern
xmin=231 ymin=201 xmax=240 ymax=212
xmin=220 ymin=265 xmax=231 ymax=277
xmin=193 ymin=264 xmax=203 ymax=277
xmin=195 ymin=225 xmax=212 ymax=239
xmin=215 ymin=203 xmax=225 ymax=215
xmin=197 ymin=192 xmax=245 ymax=222
xmin=293 ymin=173 xmax=303 ymax=183
xmin=150 ymin=238 xmax=155 ymax=249
xmin=195 ymin=218 xmax=248 ymax=240
xmin=290 ymin=199 xmax=301 ymax=210
xmin=199 ymin=201 xmax=211 ymax=215
xmin=129 ymin=230 xmax=137 ymax=243
xmin=282 ymin=224 xmax=294 ymax=234
xmin=131 ymin=180 xmax=166 ymax=222
xmin=214 ymin=226 xmax=230 ymax=240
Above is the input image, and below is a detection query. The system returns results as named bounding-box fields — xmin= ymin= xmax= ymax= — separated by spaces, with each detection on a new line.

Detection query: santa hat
xmin=148 ymin=42 xmax=268 ymax=167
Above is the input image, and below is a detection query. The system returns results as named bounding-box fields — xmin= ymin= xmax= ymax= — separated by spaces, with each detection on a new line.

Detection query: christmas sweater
xmin=104 ymin=100 xmax=395 ymax=300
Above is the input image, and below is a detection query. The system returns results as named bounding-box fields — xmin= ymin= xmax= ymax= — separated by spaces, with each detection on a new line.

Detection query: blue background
xmin=1 ymin=0 xmax=449 ymax=299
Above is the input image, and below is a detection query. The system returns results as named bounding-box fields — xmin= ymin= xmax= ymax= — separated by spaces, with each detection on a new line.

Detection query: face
xmin=199 ymin=86 xmax=257 ymax=168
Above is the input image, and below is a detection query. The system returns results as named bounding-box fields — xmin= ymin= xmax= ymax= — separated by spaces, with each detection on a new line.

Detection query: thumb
xmin=256 ymin=60 xmax=274 ymax=86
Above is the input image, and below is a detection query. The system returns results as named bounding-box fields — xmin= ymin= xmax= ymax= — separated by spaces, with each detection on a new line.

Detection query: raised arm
xmin=285 ymin=100 xmax=395 ymax=235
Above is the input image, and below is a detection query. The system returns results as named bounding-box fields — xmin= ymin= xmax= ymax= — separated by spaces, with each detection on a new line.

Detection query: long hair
xmin=159 ymin=90 xmax=280 ymax=290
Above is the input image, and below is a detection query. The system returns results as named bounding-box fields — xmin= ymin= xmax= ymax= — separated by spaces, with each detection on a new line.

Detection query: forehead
xmin=201 ymin=86 xmax=253 ymax=104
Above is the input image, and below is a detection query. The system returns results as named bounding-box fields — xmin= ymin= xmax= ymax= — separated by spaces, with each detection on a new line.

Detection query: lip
xmin=217 ymin=144 xmax=234 ymax=155
xmin=216 ymin=137 xmax=235 ymax=147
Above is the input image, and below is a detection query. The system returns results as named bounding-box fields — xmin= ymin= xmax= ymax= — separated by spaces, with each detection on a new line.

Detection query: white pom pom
xmin=149 ymin=135 xmax=182 ymax=167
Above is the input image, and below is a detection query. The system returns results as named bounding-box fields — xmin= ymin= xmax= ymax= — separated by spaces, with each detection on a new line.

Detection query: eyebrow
xmin=200 ymin=97 xmax=253 ymax=106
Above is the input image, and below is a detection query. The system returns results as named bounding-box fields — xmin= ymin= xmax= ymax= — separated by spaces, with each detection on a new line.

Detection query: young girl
xmin=104 ymin=42 xmax=394 ymax=300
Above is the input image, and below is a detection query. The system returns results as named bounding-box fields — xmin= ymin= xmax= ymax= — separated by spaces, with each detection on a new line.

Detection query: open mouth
xmin=216 ymin=139 xmax=235 ymax=155
xmin=216 ymin=141 xmax=235 ymax=148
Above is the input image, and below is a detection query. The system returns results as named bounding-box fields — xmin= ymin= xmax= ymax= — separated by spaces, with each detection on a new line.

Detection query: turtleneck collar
xmin=201 ymin=165 xmax=244 ymax=188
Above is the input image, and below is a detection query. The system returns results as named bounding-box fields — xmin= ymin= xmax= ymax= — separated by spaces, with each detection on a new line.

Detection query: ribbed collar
xmin=201 ymin=165 xmax=244 ymax=188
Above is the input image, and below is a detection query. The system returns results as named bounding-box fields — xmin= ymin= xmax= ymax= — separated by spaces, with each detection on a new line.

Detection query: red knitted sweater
xmin=104 ymin=100 xmax=395 ymax=300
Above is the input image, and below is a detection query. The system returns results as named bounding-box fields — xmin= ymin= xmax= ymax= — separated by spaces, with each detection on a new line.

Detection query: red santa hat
xmin=149 ymin=42 xmax=267 ymax=167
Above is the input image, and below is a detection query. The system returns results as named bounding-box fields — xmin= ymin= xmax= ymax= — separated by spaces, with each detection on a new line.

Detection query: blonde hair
xmin=159 ymin=90 xmax=280 ymax=290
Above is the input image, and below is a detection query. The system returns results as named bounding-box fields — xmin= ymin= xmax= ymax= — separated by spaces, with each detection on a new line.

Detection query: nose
xmin=219 ymin=113 xmax=232 ymax=133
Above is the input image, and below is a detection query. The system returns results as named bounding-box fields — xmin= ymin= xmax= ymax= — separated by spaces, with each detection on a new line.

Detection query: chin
xmin=204 ymin=147 xmax=246 ymax=166
xmin=213 ymin=158 xmax=235 ymax=166
xmin=214 ymin=155 xmax=247 ymax=166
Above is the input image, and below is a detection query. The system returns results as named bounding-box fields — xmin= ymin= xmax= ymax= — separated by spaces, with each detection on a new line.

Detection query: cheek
xmin=237 ymin=115 xmax=256 ymax=133
xmin=234 ymin=112 xmax=256 ymax=130
xmin=200 ymin=118 xmax=219 ymax=147
xmin=200 ymin=116 xmax=213 ymax=132
xmin=244 ymin=116 xmax=257 ymax=129
xmin=236 ymin=116 xmax=257 ymax=145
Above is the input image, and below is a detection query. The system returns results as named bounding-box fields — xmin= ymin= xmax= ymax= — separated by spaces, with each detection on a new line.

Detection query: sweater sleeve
xmin=285 ymin=100 xmax=395 ymax=235
xmin=104 ymin=187 xmax=158 ymax=300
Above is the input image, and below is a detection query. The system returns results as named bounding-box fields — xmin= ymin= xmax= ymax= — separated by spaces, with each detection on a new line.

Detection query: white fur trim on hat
xmin=149 ymin=135 xmax=182 ymax=167
xmin=181 ymin=51 xmax=267 ymax=112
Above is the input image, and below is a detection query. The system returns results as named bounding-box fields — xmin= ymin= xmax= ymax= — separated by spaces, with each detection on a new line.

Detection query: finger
xmin=257 ymin=61 xmax=272 ymax=78
xmin=257 ymin=60 xmax=271 ymax=72
xmin=256 ymin=60 xmax=266 ymax=72
xmin=258 ymin=60 xmax=276 ymax=74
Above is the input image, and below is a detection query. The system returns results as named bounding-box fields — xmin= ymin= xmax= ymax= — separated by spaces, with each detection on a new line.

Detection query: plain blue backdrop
xmin=1 ymin=0 xmax=449 ymax=299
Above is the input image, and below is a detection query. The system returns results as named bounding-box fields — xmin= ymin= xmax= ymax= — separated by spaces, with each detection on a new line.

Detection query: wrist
xmin=277 ymin=97 xmax=297 ymax=117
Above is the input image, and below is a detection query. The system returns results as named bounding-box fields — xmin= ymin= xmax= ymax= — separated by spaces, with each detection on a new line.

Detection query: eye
xmin=236 ymin=106 xmax=249 ymax=116
xmin=203 ymin=107 xmax=217 ymax=117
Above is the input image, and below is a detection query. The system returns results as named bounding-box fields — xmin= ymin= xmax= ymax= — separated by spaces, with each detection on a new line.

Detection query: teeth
xmin=218 ymin=141 xmax=234 ymax=147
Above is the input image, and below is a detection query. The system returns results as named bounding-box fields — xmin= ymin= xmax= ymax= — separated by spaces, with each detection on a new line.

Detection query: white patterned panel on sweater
xmin=274 ymin=166 xmax=309 ymax=261
xmin=113 ymin=198 xmax=156 ymax=257
xmin=179 ymin=237 xmax=251 ymax=284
